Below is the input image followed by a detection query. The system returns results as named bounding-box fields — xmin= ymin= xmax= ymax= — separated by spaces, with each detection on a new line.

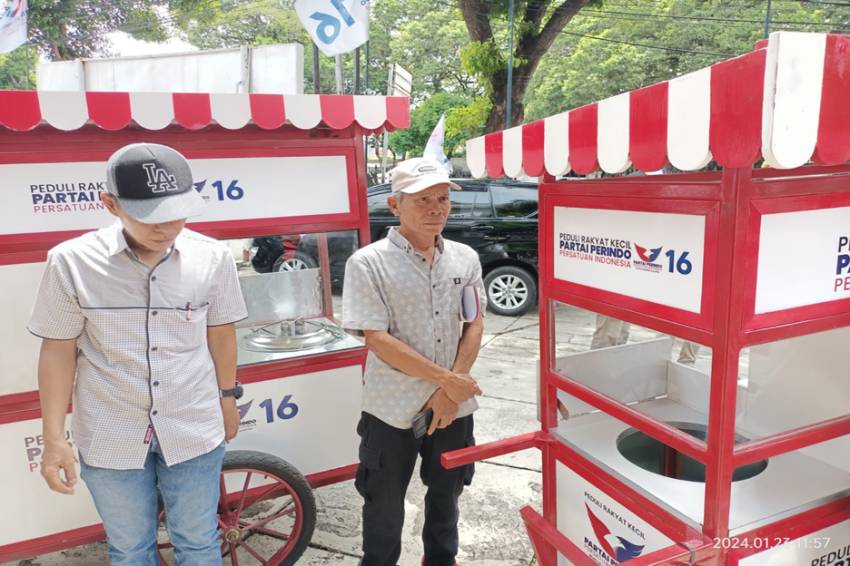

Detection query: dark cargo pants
xmin=355 ymin=411 xmax=475 ymax=566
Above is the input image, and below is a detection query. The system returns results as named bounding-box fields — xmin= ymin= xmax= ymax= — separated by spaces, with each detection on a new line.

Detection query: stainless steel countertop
xmin=236 ymin=317 xmax=363 ymax=367
xmin=555 ymin=398 xmax=850 ymax=535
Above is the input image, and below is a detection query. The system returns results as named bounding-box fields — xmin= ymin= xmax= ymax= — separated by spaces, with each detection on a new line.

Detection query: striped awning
xmin=0 ymin=91 xmax=410 ymax=133
xmin=466 ymin=31 xmax=850 ymax=178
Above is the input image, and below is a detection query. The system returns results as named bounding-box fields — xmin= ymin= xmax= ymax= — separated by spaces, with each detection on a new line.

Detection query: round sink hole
xmin=616 ymin=422 xmax=768 ymax=483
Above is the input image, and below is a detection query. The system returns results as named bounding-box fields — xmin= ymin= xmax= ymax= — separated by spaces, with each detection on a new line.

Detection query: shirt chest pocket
xmin=440 ymin=275 xmax=467 ymax=320
xmin=168 ymin=300 xmax=210 ymax=352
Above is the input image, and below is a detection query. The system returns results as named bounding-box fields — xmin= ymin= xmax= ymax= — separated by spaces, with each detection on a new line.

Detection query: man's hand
xmin=40 ymin=439 xmax=78 ymax=495
xmin=425 ymin=389 xmax=459 ymax=435
xmin=221 ymin=398 xmax=240 ymax=442
xmin=440 ymin=372 xmax=482 ymax=404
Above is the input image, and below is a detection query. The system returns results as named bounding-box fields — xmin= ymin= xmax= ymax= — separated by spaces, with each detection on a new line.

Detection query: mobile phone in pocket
xmin=412 ymin=408 xmax=434 ymax=439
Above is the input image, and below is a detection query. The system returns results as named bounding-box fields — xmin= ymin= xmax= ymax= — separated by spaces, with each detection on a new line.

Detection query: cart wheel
xmin=157 ymin=450 xmax=316 ymax=566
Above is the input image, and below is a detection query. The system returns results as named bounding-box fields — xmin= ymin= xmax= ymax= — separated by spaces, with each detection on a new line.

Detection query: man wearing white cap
xmin=29 ymin=143 xmax=248 ymax=565
xmin=343 ymin=157 xmax=487 ymax=566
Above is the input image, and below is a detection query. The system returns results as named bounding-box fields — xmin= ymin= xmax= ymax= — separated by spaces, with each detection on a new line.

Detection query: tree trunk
xmin=485 ymin=71 xmax=527 ymax=133
xmin=484 ymin=64 xmax=534 ymax=133
xmin=468 ymin=0 xmax=590 ymax=134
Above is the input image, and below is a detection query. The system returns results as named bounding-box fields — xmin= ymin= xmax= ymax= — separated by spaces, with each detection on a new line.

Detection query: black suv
xmin=250 ymin=179 xmax=540 ymax=316
xmin=367 ymin=179 xmax=539 ymax=316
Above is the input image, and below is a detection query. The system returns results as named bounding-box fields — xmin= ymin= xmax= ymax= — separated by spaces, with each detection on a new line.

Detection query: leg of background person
xmin=591 ymin=315 xmax=631 ymax=349
xmin=79 ymin=451 xmax=159 ymax=566
xmin=420 ymin=415 xmax=474 ymax=566
xmin=677 ymin=341 xmax=701 ymax=364
xmin=617 ymin=322 xmax=632 ymax=346
xmin=356 ymin=412 xmax=420 ymax=566
xmin=156 ymin=442 xmax=226 ymax=566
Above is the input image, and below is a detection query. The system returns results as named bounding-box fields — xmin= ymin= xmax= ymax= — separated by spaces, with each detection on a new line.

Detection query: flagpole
xmin=26 ymin=39 xmax=33 ymax=88
xmin=354 ymin=46 xmax=361 ymax=94
xmin=334 ymin=54 xmax=343 ymax=94
xmin=312 ymin=42 xmax=320 ymax=94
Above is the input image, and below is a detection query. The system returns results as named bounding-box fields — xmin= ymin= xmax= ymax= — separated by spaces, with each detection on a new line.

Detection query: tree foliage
xmin=3 ymin=0 xmax=847 ymax=159
xmin=26 ymin=0 xmax=206 ymax=60
xmin=523 ymin=0 xmax=844 ymax=121
xmin=0 ymin=0 xmax=209 ymax=88
xmin=0 ymin=49 xmax=34 ymax=89
xmin=388 ymin=91 xmax=489 ymax=158
xmin=458 ymin=0 xmax=596 ymax=132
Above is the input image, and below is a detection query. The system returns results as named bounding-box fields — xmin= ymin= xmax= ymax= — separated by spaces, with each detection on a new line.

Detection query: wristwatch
xmin=220 ymin=382 xmax=244 ymax=400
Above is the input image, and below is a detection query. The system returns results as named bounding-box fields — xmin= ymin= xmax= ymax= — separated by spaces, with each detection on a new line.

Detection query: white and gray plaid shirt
xmin=28 ymin=223 xmax=248 ymax=470
xmin=342 ymin=227 xmax=486 ymax=429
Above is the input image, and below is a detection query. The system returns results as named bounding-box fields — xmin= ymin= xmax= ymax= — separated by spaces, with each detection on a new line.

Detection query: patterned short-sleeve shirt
xmin=342 ymin=227 xmax=486 ymax=429
xmin=28 ymin=223 xmax=248 ymax=470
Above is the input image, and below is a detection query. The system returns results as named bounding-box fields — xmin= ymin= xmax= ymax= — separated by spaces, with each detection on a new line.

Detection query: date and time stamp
xmin=712 ymin=536 xmax=832 ymax=550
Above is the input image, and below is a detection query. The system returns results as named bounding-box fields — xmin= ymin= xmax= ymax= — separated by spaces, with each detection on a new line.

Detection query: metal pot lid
xmin=241 ymin=319 xmax=345 ymax=353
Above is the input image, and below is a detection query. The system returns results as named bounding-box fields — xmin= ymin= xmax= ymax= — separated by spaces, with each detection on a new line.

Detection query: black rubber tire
xmin=484 ymin=265 xmax=538 ymax=316
xmin=272 ymin=251 xmax=318 ymax=273
xmin=222 ymin=450 xmax=317 ymax=566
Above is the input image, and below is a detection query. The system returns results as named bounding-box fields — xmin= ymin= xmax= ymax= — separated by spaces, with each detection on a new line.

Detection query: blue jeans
xmin=80 ymin=440 xmax=225 ymax=566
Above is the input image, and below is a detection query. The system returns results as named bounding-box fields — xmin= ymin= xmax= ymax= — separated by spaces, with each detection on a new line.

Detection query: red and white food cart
xmin=446 ymin=31 xmax=850 ymax=565
xmin=0 ymin=90 xmax=408 ymax=564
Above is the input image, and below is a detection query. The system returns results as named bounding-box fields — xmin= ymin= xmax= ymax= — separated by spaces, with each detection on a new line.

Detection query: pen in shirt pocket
xmin=185 ymin=301 xmax=192 ymax=321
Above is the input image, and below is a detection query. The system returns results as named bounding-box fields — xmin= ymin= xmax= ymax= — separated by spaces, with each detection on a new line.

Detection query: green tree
xmin=176 ymin=0 xmax=376 ymax=94
xmin=0 ymin=49 xmax=34 ymax=89
xmin=387 ymin=1 xmax=477 ymax=99
xmin=458 ymin=0 xmax=596 ymax=133
xmin=172 ymin=0 xmax=478 ymax=98
xmin=0 ymin=0 xmax=209 ymax=89
xmin=175 ymin=0 xmax=341 ymax=92
xmin=524 ymin=0 xmax=841 ymax=121
xmin=389 ymin=91 xmax=472 ymax=158
xmin=26 ymin=0 xmax=206 ymax=60
xmin=446 ymin=96 xmax=490 ymax=150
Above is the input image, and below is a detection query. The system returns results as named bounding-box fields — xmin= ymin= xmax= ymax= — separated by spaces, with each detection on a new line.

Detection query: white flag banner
xmin=423 ymin=114 xmax=453 ymax=174
xmin=0 ymin=0 xmax=27 ymax=54
xmin=295 ymin=0 xmax=369 ymax=57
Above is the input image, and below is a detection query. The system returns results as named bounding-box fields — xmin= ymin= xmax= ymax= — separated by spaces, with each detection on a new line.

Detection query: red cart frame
xmin=0 ymin=90 xmax=408 ymax=563
xmin=445 ymin=31 xmax=850 ymax=565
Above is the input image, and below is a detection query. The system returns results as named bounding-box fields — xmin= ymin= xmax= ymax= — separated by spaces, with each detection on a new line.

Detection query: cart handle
xmin=441 ymin=431 xmax=546 ymax=469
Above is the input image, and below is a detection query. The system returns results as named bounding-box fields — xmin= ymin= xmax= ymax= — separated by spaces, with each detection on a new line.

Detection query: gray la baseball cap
xmin=105 ymin=143 xmax=205 ymax=224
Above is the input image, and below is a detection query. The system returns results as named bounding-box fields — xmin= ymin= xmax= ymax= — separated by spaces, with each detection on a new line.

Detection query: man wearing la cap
xmin=29 ymin=143 xmax=248 ymax=565
xmin=343 ymin=157 xmax=487 ymax=566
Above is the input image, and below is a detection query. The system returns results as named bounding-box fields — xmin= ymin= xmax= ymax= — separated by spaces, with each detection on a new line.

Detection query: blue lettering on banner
xmin=193 ymin=179 xmax=245 ymax=202
xmin=29 ymin=182 xmax=107 ymax=214
xmin=557 ymin=231 xmax=695 ymax=276
xmin=259 ymin=395 xmax=300 ymax=424
xmin=310 ymin=0 xmax=361 ymax=44
xmin=236 ymin=395 xmax=299 ymax=433
xmin=834 ymin=236 xmax=850 ymax=293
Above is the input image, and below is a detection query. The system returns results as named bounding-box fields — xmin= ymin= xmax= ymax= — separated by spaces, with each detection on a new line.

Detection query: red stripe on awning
xmin=710 ymin=49 xmax=766 ymax=168
xmin=485 ymin=131 xmax=504 ymax=178
xmin=522 ymin=120 xmax=545 ymax=177
xmin=249 ymin=94 xmax=286 ymax=130
xmin=814 ymin=34 xmax=850 ymax=165
xmin=172 ymin=93 xmax=212 ymax=130
xmin=386 ymin=97 xmax=411 ymax=130
xmin=86 ymin=92 xmax=131 ymax=131
xmin=0 ymin=90 xmax=41 ymax=131
xmin=630 ymin=82 xmax=668 ymax=172
xmin=569 ymin=104 xmax=598 ymax=175
xmin=320 ymin=95 xmax=355 ymax=129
